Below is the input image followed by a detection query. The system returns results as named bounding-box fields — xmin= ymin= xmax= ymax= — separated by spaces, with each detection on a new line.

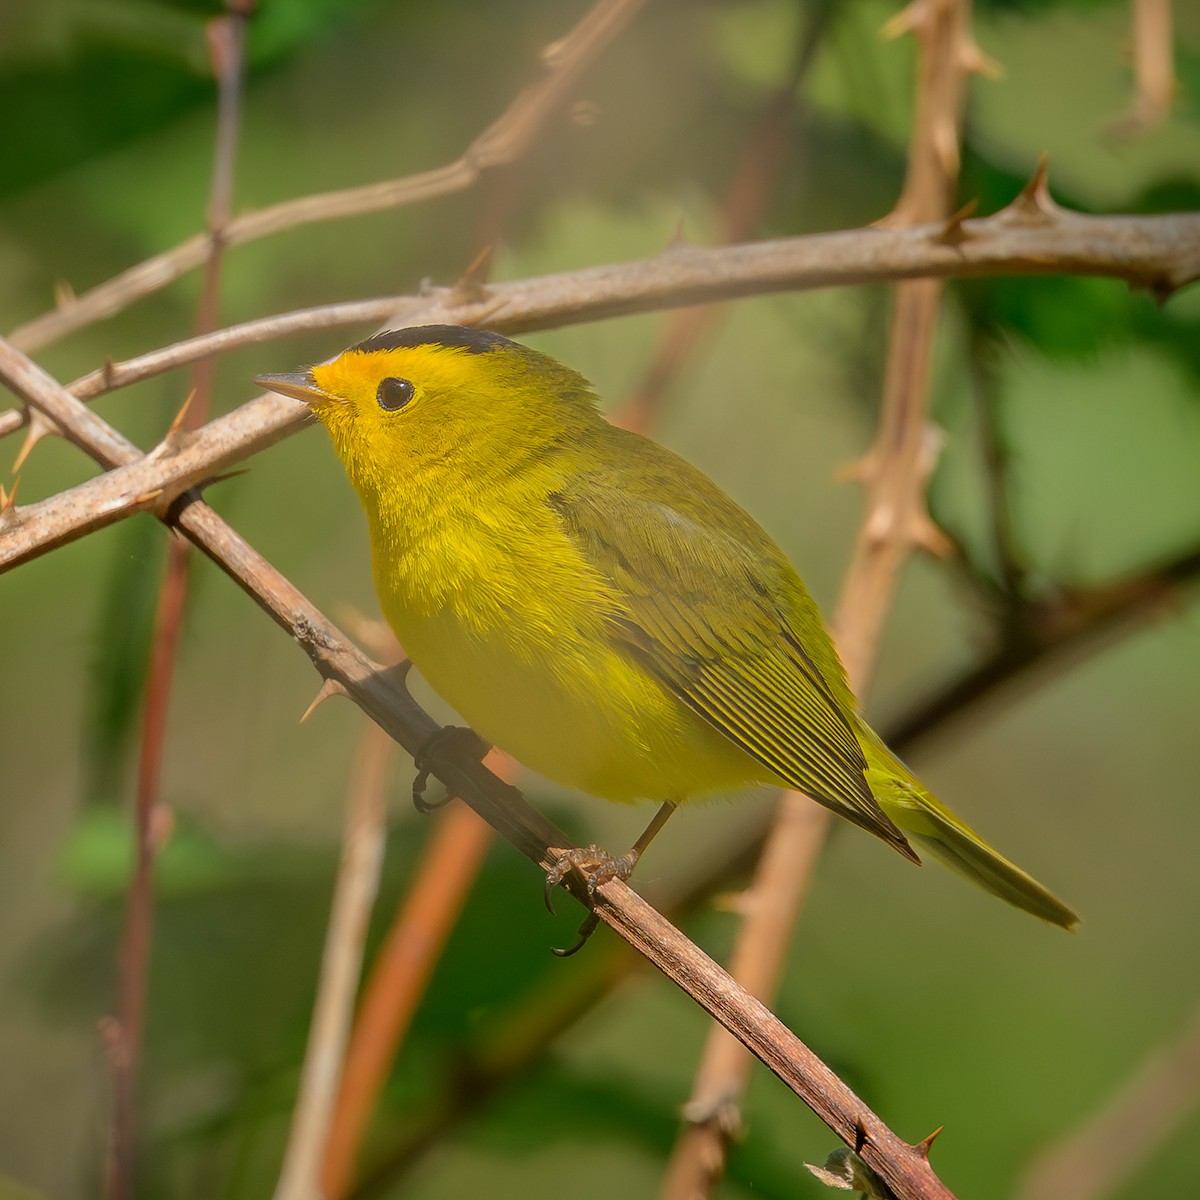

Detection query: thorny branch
xmin=664 ymin=0 xmax=978 ymax=1191
xmin=7 ymin=0 xmax=648 ymax=356
xmin=3 ymin=194 xmax=1198 ymax=569
xmin=104 ymin=11 xmax=251 ymax=1198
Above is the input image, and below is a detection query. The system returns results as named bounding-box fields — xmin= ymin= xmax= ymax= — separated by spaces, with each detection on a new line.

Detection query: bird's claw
xmin=411 ymin=725 xmax=489 ymax=814
xmin=543 ymin=844 xmax=641 ymax=954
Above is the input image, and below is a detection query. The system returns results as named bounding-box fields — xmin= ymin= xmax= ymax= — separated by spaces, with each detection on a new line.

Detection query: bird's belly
xmin=393 ymin=605 xmax=763 ymax=804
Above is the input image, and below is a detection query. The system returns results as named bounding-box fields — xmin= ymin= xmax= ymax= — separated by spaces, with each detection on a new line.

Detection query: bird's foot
xmin=543 ymin=844 xmax=642 ymax=957
xmin=411 ymin=725 xmax=489 ymax=814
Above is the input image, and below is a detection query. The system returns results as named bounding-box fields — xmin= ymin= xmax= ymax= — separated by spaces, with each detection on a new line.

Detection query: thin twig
xmin=1110 ymin=0 xmax=1175 ymax=134
xmin=319 ymin=792 xmax=496 ymax=1199
xmin=889 ymin=539 xmax=1200 ymax=752
xmin=4 ymin=200 xmax=1198 ymax=568
xmin=6 ymin=0 xmax=647 ymax=355
xmin=274 ymin=715 xmax=392 ymax=1200
xmin=104 ymin=12 xmax=248 ymax=1196
xmin=1017 ymin=1003 xmax=1200 ymax=1200
xmin=2 ymin=197 xmax=1195 ymax=451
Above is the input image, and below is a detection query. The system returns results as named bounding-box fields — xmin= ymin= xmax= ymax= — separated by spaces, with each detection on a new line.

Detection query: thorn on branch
xmin=666 ymin=217 xmax=690 ymax=250
xmin=150 ymin=392 xmax=196 ymax=459
xmin=960 ymin=36 xmax=1002 ymax=80
xmin=0 ymin=479 xmax=21 ymax=529
xmin=932 ymin=198 xmax=979 ymax=246
xmin=11 ymin=410 xmax=58 ymax=472
xmin=450 ymin=245 xmax=495 ymax=305
xmin=53 ymin=279 xmax=77 ymax=310
xmin=880 ymin=0 xmax=927 ymax=42
xmin=300 ymin=676 xmax=350 ymax=723
xmin=1002 ymin=155 xmax=1060 ymax=225
xmin=912 ymin=1126 xmax=944 ymax=1159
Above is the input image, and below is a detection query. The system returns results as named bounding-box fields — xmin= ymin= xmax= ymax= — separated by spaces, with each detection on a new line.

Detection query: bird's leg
xmin=411 ymin=725 xmax=490 ymax=814
xmin=546 ymin=800 xmax=679 ymax=956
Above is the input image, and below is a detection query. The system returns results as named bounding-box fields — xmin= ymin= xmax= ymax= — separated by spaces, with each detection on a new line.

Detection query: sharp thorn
xmin=933 ymin=198 xmax=979 ymax=246
xmin=450 ymin=245 xmax=495 ymax=305
xmin=913 ymin=1125 xmax=943 ymax=1158
xmin=962 ymin=39 xmax=1003 ymax=80
xmin=152 ymin=392 xmax=195 ymax=458
xmin=53 ymin=279 xmax=77 ymax=309
xmin=880 ymin=0 xmax=924 ymax=40
xmin=0 ymin=478 xmax=20 ymax=528
xmin=300 ymin=677 xmax=349 ymax=723
xmin=12 ymin=411 xmax=58 ymax=473
xmin=1005 ymin=154 xmax=1058 ymax=223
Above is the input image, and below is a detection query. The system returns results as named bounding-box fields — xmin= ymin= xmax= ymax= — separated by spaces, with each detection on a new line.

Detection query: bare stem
xmin=7 ymin=0 xmax=647 ymax=355
xmin=274 ymin=719 xmax=392 ymax=1200
xmin=103 ymin=12 xmax=247 ymax=1196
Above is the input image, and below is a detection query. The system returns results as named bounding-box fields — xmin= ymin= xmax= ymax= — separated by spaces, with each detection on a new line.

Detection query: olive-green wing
xmin=548 ymin=453 xmax=915 ymax=861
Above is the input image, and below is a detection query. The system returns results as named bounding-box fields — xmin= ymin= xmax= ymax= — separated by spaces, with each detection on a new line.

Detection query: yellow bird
xmin=258 ymin=326 xmax=1077 ymax=932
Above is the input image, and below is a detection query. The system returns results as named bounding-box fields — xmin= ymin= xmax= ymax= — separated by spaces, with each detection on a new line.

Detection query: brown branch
xmin=1017 ymin=1002 xmax=1200 ymax=1200
xmin=274 ymin=719 xmax=392 ymax=1200
xmin=3 ymin=200 xmax=1197 ymax=567
xmin=664 ymin=1 xmax=977 ymax=1190
xmin=320 ymin=792 xmax=496 ymax=1199
xmin=1110 ymin=0 xmax=1175 ymax=134
xmin=888 ymin=539 xmax=1200 ymax=753
xmin=104 ymin=12 xmax=248 ymax=1196
xmin=6 ymin=0 xmax=647 ymax=355
xmin=0 ymin=329 xmax=956 ymax=1200
xmin=2 ymin=200 xmax=1196 ymax=448
xmin=615 ymin=0 xmax=830 ymax=431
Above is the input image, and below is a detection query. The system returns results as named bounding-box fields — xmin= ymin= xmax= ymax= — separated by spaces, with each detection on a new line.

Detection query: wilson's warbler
xmin=257 ymin=325 xmax=1077 ymax=930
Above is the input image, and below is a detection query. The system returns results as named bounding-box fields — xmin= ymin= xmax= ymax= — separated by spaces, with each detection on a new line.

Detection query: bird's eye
xmin=377 ymin=376 xmax=415 ymax=411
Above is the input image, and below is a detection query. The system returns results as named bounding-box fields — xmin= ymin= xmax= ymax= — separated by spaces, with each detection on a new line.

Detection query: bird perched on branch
xmin=258 ymin=325 xmax=1077 ymax=935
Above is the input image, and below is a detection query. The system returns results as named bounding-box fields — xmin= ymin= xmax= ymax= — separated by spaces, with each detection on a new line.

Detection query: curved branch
xmin=7 ymin=0 xmax=648 ymax=355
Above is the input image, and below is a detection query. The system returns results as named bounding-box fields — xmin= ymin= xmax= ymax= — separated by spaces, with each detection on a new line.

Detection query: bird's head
xmin=256 ymin=325 xmax=601 ymax=499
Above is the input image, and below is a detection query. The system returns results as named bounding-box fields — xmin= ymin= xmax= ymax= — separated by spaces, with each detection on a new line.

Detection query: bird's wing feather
xmin=547 ymin=452 xmax=914 ymax=858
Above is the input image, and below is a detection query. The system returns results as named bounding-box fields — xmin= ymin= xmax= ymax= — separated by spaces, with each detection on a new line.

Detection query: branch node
xmin=680 ymin=1093 xmax=745 ymax=1140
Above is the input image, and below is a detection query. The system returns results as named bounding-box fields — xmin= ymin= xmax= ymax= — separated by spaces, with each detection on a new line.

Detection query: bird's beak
xmin=255 ymin=370 xmax=328 ymax=407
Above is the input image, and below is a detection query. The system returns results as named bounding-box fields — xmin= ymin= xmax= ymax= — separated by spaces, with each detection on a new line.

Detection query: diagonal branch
xmin=7 ymin=0 xmax=648 ymax=355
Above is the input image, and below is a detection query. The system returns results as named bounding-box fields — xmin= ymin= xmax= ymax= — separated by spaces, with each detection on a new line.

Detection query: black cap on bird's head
xmin=349 ymin=325 xmax=517 ymax=357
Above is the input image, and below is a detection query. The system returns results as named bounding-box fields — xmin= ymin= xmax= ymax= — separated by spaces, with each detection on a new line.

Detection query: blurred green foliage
xmin=1 ymin=1 xmax=1198 ymax=1198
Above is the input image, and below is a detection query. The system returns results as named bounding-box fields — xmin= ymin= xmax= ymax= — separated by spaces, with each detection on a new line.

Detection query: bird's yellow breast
xmin=368 ymin=504 xmax=764 ymax=804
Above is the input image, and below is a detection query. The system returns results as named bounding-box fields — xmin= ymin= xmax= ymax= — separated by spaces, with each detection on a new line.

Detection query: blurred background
xmin=2 ymin=0 xmax=1199 ymax=1197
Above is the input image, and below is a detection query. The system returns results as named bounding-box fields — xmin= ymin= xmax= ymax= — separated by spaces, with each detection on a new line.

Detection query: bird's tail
xmin=858 ymin=724 xmax=1079 ymax=931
